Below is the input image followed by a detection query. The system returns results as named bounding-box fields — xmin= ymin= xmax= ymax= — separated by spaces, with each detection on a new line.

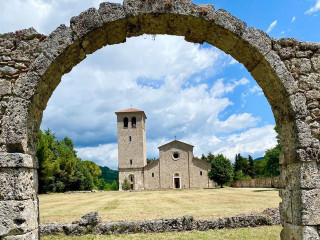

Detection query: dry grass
xmin=42 ymin=226 xmax=282 ymax=240
xmin=39 ymin=188 xmax=280 ymax=224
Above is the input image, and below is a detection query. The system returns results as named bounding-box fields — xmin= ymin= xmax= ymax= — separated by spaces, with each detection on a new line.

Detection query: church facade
xmin=116 ymin=108 xmax=214 ymax=190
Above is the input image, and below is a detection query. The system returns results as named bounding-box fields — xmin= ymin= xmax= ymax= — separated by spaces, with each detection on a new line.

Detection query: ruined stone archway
xmin=0 ymin=0 xmax=319 ymax=239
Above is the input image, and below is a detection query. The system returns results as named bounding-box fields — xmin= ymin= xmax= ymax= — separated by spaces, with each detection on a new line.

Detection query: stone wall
xmin=40 ymin=209 xmax=280 ymax=236
xmin=230 ymin=177 xmax=280 ymax=188
xmin=0 ymin=0 xmax=319 ymax=239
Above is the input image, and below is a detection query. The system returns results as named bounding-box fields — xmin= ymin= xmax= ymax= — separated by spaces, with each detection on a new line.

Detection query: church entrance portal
xmin=173 ymin=173 xmax=181 ymax=189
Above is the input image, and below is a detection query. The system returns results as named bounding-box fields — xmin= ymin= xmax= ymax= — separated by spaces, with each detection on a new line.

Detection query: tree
xmin=37 ymin=129 xmax=104 ymax=193
xmin=121 ymin=178 xmax=131 ymax=191
xmin=208 ymin=154 xmax=234 ymax=188
xmin=247 ymin=155 xmax=255 ymax=178
xmin=201 ymin=152 xmax=215 ymax=163
xmin=265 ymin=144 xmax=281 ymax=177
xmin=233 ymin=153 xmax=249 ymax=180
xmin=264 ymin=126 xmax=281 ymax=177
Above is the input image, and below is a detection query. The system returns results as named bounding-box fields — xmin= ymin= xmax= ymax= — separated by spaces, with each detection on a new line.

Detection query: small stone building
xmin=116 ymin=108 xmax=214 ymax=190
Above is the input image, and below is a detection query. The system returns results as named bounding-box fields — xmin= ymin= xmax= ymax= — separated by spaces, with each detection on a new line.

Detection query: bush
xmin=121 ymin=178 xmax=131 ymax=191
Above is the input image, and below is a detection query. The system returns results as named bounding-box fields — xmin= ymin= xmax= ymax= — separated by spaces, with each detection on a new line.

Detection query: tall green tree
xmin=233 ymin=153 xmax=249 ymax=180
xmin=247 ymin=155 xmax=254 ymax=178
xmin=265 ymin=126 xmax=281 ymax=177
xmin=208 ymin=154 xmax=234 ymax=188
xmin=37 ymin=129 xmax=105 ymax=193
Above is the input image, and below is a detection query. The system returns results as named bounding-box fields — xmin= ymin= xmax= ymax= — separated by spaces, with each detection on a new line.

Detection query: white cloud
xmin=291 ymin=16 xmax=296 ymax=22
xmin=266 ymin=20 xmax=278 ymax=34
xmin=210 ymin=77 xmax=249 ymax=97
xmin=214 ymin=113 xmax=260 ymax=133
xmin=305 ymin=0 xmax=320 ymax=14
xmin=0 ymin=0 xmax=124 ymax=34
xmin=76 ymin=143 xmax=118 ymax=169
xmin=210 ymin=125 xmax=277 ymax=161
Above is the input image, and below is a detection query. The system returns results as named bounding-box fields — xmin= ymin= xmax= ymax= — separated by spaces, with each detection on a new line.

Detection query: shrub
xmin=121 ymin=178 xmax=131 ymax=191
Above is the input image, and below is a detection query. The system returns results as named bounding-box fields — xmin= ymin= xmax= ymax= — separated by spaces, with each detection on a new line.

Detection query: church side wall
xmin=143 ymin=161 xmax=160 ymax=190
xmin=190 ymin=159 xmax=214 ymax=188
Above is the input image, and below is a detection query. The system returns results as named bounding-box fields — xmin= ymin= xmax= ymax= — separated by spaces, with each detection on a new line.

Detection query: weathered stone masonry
xmin=0 ymin=0 xmax=319 ymax=239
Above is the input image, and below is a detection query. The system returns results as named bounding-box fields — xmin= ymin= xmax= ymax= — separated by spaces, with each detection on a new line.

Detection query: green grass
xmin=39 ymin=188 xmax=280 ymax=223
xmin=42 ymin=226 xmax=282 ymax=240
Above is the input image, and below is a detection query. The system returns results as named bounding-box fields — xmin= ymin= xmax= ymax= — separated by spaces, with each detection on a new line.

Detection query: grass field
xmin=42 ymin=226 xmax=282 ymax=240
xmin=39 ymin=188 xmax=280 ymax=223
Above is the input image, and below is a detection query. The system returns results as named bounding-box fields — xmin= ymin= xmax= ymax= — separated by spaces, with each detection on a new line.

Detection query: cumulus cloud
xmin=305 ymin=0 xmax=320 ymax=14
xmin=210 ymin=78 xmax=249 ymax=97
xmin=0 ymin=0 xmax=124 ymax=34
xmin=266 ymin=20 xmax=278 ymax=33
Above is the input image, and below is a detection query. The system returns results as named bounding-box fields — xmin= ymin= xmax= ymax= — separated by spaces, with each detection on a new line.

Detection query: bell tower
xmin=115 ymin=108 xmax=147 ymax=190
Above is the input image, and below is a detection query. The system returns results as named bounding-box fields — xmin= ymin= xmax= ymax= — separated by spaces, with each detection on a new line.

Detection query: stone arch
xmin=0 ymin=0 xmax=319 ymax=239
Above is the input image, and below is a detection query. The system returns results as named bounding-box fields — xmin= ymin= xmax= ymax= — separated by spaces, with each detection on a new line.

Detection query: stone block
xmin=2 ymin=97 xmax=43 ymax=154
xmin=243 ymin=27 xmax=272 ymax=56
xmin=29 ymin=53 xmax=53 ymax=77
xmin=214 ymin=9 xmax=247 ymax=37
xmin=311 ymin=54 xmax=320 ymax=72
xmin=232 ymin=27 xmax=271 ymax=72
xmin=2 ymin=229 xmax=38 ymax=240
xmin=280 ymin=148 xmax=320 ymax=165
xmin=279 ymin=47 xmax=296 ymax=59
xmin=0 ymin=168 xmax=38 ymax=200
xmin=98 ymin=2 xmax=126 ymax=23
xmin=290 ymin=58 xmax=312 ymax=74
xmin=301 ymin=189 xmax=320 ymax=225
xmin=123 ymin=0 xmax=195 ymax=16
xmin=70 ymin=8 xmax=103 ymax=39
xmin=279 ymin=189 xmax=293 ymax=224
xmin=0 ymin=199 xmax=38 ymax=237
xmin=281 ymin=162 xmax=320 ymax=190
xmin=289 ymin=92 xmax=308 ymax=118
xmin=299 ymin=73 xmax=320 ymax=91
xmin=0 ymin=153 xmax=37 ymax=168
xmin=0 ymin=79 xmax=11 ymax=96
xmin=0 ymin=66 xmax=19 ymax=75
xmin=281 ymin=223 xmax=320 ymax=240
xmin=39 ymin=25 xmax=75 ymax=61
xmin=296 ymin=120 xmax=313 ymax=148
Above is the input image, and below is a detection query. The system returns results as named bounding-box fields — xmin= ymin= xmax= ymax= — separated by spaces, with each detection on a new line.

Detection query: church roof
xmin=158 ymin=140 xmax=194 ymax=149
xmin=115 ymin=108 xmax=147 ymax=118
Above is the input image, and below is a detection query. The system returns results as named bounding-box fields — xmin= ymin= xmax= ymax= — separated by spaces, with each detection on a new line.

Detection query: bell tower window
xmin=124 ymin=117 xmax=128 ymax=128
xmin=132 ymin=117 xmax=136 ymax=127
xmin=130 ymin=159 xmax=132 ymax=165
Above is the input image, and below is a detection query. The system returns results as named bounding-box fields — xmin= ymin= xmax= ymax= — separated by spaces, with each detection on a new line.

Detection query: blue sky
xmin=1 ymin=0 xmax=319 ymax=169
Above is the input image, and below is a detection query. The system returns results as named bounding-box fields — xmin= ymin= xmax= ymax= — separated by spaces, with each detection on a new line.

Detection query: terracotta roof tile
xmin=115 ymin=108 xmax=147 ymax=118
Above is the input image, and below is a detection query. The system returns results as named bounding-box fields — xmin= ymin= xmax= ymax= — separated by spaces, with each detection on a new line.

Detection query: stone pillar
xmin=0 ymin=29 xmax=44 ymax=240
xmin=0 ymin=153 xmax=39 ymax=239
xmin=274 ymin=39 xmax=320 ymax=239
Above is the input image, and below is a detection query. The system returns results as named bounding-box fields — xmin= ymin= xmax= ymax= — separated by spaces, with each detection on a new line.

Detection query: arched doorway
xmin=173 ymin=172 xmax=181 ymax=189
xmin=129 ymin=174 xmax=135 ymax=190
xmin=0 ymin=1 xmax=319 ymax=239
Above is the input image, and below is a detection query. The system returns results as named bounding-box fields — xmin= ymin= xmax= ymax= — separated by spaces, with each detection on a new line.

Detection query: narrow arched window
xmin=124 ymin=117 xmax=128 ymax=128
xmin=132 ymin=117 xmax=136 ymax=127
xmin=152 ymin=173 xmax=154 ymax=177
xmin=130 ymin=159 xmax=132 ymax=165
xmin=200 ymin=171 xmax=203 ymax=176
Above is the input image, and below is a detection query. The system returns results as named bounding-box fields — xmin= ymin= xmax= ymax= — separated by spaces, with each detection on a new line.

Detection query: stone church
xmin=115 ymin=108 xmax=214 ymax=190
